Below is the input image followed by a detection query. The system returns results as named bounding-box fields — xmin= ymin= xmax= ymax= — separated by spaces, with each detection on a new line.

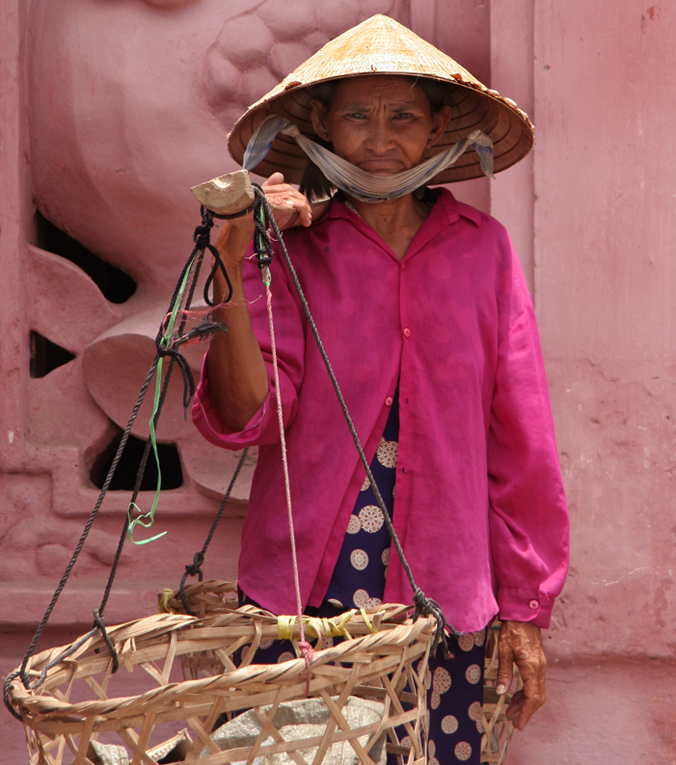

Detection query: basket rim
xmin=8 ymin=605 xmax=437 ymax=722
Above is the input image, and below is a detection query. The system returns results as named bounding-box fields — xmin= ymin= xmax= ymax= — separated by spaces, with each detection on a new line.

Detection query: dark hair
xmin=299 ymin=76 xmax=452 ymax=201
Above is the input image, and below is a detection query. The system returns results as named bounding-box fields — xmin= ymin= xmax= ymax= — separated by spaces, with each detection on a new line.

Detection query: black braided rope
xmin=3 ymin=624 xmax=100 ymax=720
xmin=177 ymin=447 xmax=249 ymax=616
xmin=9 ymin=357 xmax=159 ymax=707
xmin=92 ymin=610 xmax=119 ymax=673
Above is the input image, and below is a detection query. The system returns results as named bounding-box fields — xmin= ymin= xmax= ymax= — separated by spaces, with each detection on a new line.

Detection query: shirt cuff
xmin=497 ymin=588 xmax=554 ymax=629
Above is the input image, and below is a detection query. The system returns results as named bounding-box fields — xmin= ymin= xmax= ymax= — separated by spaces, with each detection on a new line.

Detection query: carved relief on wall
xmin=6 ymin=0 xmax=406 ymax=583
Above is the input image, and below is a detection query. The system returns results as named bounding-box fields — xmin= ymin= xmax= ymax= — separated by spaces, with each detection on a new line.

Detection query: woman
xmin=193 ymin=15 xmax=568 ymax=764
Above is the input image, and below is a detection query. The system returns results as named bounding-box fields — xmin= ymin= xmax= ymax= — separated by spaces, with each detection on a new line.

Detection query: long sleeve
xmin=487 ymin=286 xmax=569 ymax=628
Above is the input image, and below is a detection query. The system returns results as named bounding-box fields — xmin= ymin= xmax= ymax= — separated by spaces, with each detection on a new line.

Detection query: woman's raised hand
xmin=206 ymin=173 xmax=314 ymax=430
xmin=229 ymin=172 xmax=313 ymax=233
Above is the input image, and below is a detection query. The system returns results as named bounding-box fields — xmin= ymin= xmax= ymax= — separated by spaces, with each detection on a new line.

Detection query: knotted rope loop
xmin=193 ymin=208 xmax=215 ymax=248
xmin=185 ymin=551 xmax=205 ymax=580
xmin=412 ymin=588 xmax=456 ymax=659
xmin=298 ymin=640 xmax=315 ymax=696
xmin=177 ymin=552 xmax=205 ymax=615
xmin=5 ymin=607 xmax=119 ymax=719
xmin=153 ymin=337 xmax=196 ymax=415
xmin=199 ymin=206 xmax=234 ymax=308
xmin=4 ymin=609 xmax=119 ymax=720
xmin=3 ymin=671 xmax=22 ymax=720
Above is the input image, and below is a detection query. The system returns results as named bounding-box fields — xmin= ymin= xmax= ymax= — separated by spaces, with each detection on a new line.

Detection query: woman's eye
xmin=393 ymin=112 xmax=414 ymax=120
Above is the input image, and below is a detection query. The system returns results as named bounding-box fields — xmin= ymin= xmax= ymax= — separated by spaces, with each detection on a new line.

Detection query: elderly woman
xmin=193 ymin=15 xmax=568 ymax=765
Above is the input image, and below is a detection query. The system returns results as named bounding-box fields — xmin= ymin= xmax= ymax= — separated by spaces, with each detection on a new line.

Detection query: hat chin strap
xmin=243 ymin=116 xmax=494 ymax=203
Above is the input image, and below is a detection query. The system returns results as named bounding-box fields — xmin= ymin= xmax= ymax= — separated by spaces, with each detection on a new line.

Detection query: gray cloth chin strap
xmin=243 ymin=115 xmax=494 ymax=203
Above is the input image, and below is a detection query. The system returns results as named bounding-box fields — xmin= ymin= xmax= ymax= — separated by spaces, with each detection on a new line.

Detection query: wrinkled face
xmin=311 ymin=75 xmax=451 ymax=175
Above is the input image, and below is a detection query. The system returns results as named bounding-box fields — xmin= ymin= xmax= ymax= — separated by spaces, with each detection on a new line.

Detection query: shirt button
xmin=385 ymin=396 xmax=393 ymax=407
xmin=403 ymin=327 xmax=411 ymax=338
xmin=528 ymin=599 xmax=539 ymax=610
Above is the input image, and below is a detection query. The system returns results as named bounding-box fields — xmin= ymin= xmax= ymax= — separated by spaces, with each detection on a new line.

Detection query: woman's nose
xmin=365 ymin=119 xmax=394 ymax=153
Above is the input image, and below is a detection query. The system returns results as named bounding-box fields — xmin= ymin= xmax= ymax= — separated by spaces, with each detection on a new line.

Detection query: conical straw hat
xmin=228 ymin=15 xmax=533 ymax=185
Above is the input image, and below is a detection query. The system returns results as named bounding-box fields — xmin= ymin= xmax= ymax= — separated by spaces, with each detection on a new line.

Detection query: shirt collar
xmin=324 ymin=187 xmax=482 ymax=227
xmin=320 ymin=187 xmax=482 ymax=260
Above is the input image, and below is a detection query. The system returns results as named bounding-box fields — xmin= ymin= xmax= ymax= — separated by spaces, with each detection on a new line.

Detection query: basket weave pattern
xmin=9 ymin=580 xmax=520 ymax=764
xmin=9 ymin=591 xmax=436 ymax=765
xmin=163 ymin=581 xmax=520 ymax=765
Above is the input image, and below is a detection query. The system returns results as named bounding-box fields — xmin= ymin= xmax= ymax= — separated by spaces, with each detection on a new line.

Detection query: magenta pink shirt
xmin=192 ymin=189 xmax=569 ymax=633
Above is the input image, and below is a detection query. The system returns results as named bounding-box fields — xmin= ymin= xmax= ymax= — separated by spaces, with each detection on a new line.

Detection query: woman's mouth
xmin=357 ymin=159 xmax=404 ymax=174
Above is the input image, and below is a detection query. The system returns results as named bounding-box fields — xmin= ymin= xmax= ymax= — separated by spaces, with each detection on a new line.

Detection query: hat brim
xmin=227 ymin=16 xmax=534 ymax=185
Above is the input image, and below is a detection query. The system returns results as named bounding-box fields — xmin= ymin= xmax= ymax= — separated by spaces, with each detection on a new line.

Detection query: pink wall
xmin=2 ymin=1 xmax=675 ymax=762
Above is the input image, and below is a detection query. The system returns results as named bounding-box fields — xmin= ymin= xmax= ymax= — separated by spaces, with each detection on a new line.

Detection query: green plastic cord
xmin=127 ymin=255 xmax=195 ymax=545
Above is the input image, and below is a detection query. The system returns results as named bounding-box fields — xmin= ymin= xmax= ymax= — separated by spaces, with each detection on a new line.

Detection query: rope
xmin=177 ymin=447 xmax=249 ymax=615
xmin=263 ymin=276 xmax=314 ymax=692
xmin=4 ymin=213 xmax=217 ymax=720
xmin=241 ymin=190 xmax=314 ymax=691
xmin=171 ymin=202 xmax=278 ymax=618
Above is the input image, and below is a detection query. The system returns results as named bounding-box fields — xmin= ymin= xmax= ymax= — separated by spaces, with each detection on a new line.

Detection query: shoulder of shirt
xmin=434 ymin=188 xmax=509 ymax=237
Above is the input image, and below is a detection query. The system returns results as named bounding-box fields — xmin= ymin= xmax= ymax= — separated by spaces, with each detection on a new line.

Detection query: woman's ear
xmin=310 ymin=100 xmax=329 ymax=141
xmin=428 ymin=104 xmax=452 ymax=147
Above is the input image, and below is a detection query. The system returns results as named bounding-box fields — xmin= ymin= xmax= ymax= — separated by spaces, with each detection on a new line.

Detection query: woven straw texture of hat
xmin=228 ymin=14 xmax=534 ymax=185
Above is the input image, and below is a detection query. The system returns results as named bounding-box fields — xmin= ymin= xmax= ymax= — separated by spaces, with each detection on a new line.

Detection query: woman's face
xmin=310 ymin=75 xmax=451 ymax=175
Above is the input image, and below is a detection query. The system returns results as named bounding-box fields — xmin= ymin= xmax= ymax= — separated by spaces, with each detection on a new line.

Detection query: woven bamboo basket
xmin=160 ymin=581 xmax=521 ymax=765
xmin=7 ymin=597 xmax=437 ymax=765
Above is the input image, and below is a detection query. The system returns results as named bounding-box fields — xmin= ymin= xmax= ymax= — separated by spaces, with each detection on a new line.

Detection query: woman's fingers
xmin=495 ymin=634 xmax=515 ymax=696
xmin=496 ymin=620 xmax=547 ymax=731
xmin=262 ymin=174 xmax=313 ymax=230
xmin=263 ymin=172 xmax=285 ymax=188
xmin=229 ymin=172 xmax=313 ymax=233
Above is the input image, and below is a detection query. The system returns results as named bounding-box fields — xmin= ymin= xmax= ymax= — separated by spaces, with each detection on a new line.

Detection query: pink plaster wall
xmin=1 ymin=0 xmax=675 ymax=763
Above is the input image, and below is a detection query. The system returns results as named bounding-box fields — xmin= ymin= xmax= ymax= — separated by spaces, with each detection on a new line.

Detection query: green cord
xmin=127 ymin=256 xmax=195 ymax=545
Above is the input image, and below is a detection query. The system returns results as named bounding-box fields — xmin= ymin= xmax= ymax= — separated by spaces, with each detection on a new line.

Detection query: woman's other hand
xmin=496 ymin=620 xmax=546 ymax=730
xmin=230 ymin=172 xmax=313 ymax=233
